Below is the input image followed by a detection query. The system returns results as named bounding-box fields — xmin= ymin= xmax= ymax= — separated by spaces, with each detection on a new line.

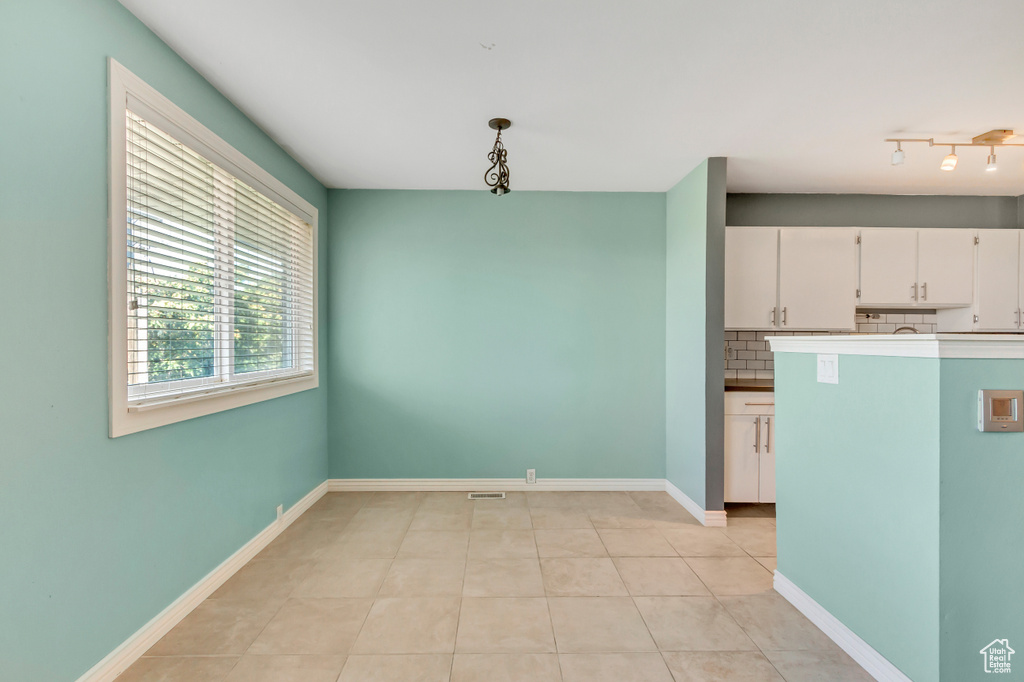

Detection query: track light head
xmin=940 ymin=147 xmax=958 ymax=171
xmin=891 ymin=142 xmax=905 ymax=166
xmin=986 ymin=148 xmax=998 ymax=172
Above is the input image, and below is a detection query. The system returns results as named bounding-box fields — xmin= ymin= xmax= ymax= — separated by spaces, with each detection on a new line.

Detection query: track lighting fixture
xmin=885 ymin=130 xmax=1021 ymax=173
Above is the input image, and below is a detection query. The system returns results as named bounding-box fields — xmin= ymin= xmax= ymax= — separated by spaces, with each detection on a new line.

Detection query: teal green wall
xmin=773 ymin=353 xmax=940 ymax=682
xmin=665 ymin=159 xmax=726 ymax=509
xmin=0 ymin=2 xmax=328 ymax=680
xmin=327 ymin=190 xmax=666 ymax=479
xmin=938 ymin=360 xmax=1024 ymax=681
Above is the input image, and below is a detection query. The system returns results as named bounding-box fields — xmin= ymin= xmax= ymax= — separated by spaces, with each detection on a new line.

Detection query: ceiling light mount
xmin=485 ymin=118 xmax=512 ymax=196
xmin=885 ymin=129 xmax=1021 ymax=173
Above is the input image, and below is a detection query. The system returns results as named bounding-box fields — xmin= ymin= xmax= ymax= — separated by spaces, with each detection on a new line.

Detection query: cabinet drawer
xmin=724 ymin=392 xmax=775 ymax=415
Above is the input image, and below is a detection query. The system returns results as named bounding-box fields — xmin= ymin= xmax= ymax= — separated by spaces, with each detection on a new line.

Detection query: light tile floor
xmin=116 ymin=491 xmax=872 ymax=681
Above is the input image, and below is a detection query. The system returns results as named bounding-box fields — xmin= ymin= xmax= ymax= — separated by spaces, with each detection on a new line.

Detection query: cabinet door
xmin=758 ymin=416 xmax=776 ymax=503
xmin=976 ymin=230 xmax=1019 ymax=331
xmin=918 ymin=229 xmax=975 ymax=307
xmin=859 ymin=228 xmax=918 ymax=306
xmin=778 ymin=228 xmax=856 ymax=330
xmin=724 ymin=415 xmax=760 ymax=503
xmin=725 ymin=228 xmax=778 ymax=329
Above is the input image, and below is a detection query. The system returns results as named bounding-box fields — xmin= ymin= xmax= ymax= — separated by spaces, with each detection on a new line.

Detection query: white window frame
xmin=109 ymin=59 xmax=318 ymax=437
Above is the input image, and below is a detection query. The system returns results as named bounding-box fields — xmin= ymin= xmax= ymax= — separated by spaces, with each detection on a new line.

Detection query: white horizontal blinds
xmin=126 ymin=111 xmax=217 ymax=392
xmin=232 ymin=180 xmax=314 ymax=377
xmin=125 ymin=110 xmax=314 ymax=405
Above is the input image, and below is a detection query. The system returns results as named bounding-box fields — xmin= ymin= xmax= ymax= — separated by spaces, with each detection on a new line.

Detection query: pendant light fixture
xmin=485 ymin=118 xmax=511 ymax=196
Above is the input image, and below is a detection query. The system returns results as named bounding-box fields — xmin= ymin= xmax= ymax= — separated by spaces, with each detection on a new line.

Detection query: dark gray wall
xmin=704 ymin=159 xmax=727 ymax=511
xmin=727 ymin=194 xmax=1020 ymax=229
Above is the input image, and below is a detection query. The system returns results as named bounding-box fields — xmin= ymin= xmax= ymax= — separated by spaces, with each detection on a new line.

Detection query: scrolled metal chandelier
xmin=485 ymin=118 xmax=511 ymax=195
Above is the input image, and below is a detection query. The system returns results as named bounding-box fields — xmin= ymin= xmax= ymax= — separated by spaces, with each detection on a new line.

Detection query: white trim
xmin=75 ymin=481 xmax=327 ymax=682
xmin=773 ymin=571 xmax=913 ymax=682
xmin=108 ymin=58 xmax=320 ymax=438
xmin=768 ymin=333 xmax=1024 ymax=359
xmin=664 ymin=480 xmax=728 ymax=527
xmin=327 ymin=478 xmax=666 ymax=492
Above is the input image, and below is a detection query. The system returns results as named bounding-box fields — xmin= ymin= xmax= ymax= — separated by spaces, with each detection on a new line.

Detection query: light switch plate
xmin=817 ymin=354 xmax=839 ymax=384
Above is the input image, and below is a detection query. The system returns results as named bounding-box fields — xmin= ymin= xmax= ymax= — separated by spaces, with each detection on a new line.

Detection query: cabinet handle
xmin=921 ymin=282 xmax=927 ymax=301
xmin=765 ymin=417 xmax=771 ymax=454
xmin=754 ymin=418 xmax=760 ymax=453
xmin=781 ymin=307 xmax=788 ymax=325
xmin=744 ymin=402 xmax=775 ymax=406
xmin=770 ymin=307 xmax=776 ymax=326
xmin=911 ymin=283 xmax=918 ymax=301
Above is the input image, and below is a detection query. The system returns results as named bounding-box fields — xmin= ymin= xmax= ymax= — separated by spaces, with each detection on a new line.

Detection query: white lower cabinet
xmin=724 ymin=393 xmax=775 ymax=503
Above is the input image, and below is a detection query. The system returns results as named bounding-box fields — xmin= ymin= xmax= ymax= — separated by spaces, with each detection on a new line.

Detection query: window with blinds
xmin=124 ymin=110 xmax=315 ymax=407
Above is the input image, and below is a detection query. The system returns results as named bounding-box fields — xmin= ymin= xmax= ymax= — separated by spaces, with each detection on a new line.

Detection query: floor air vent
xmin=468 ymin=492 xmax=506 ymax=500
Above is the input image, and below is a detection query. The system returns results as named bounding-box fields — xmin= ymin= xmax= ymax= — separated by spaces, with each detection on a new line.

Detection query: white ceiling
xmin=120 ymin=0 xmax=1024 ymax=195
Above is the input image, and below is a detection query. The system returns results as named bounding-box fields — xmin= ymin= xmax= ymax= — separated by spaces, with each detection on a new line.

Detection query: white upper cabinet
xmin=858 ymin=228 xmax=919 ymax=306
xmin=917 ymin=229 xmax=975 ymax=307
xmin=725 ymin=227 xmax=856 ymax=330
xmin=725 ymin=227 xmax=778 ymax=330
xmin=778 ymin=228 xmax=856 ymax=330
xmin=975 ymin=230 xmax=1021 ymax=331
xmin=859 ymin=228 xmax=975 ymax=308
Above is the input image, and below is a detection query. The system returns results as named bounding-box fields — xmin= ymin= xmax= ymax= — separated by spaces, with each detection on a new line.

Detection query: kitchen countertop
xmin=724 ymin=379 xmax=774 ymax=392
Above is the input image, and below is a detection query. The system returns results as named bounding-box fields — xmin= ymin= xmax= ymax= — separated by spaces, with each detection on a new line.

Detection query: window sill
xmin=111 ymin=372 xmax=318 ymax=437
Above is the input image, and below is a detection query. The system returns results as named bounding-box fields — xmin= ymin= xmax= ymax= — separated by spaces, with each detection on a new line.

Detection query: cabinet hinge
xmin=974 ymin=315 xmax=979 ymax=323
xmin=974 ymin=236 xmax=980 ymax=245
xmin=856 ymin=288 xmax=861 ymax=298
xmin=855 ymin=235 xmax=861 ymax=244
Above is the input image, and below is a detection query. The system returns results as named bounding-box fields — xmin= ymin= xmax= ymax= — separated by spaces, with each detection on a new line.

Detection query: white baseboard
xmin=76 ymin=481 xmax=327 ymax=682
xmin=664 ymin=480 xmax=728 ymax=527
xmin=773 ymin=571 xmax=912 ymax=682
xmin=327 ymin=478 xmax=666 ymax=492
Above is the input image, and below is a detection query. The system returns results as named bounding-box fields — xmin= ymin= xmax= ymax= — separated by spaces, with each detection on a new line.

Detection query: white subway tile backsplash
xmin=727 ymin=316 xmax=950 ymax=384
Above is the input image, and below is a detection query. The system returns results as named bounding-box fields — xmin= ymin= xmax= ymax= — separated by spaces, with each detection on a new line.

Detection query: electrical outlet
xmin=526 ymin=469 xmax=536 ymax=484
xmin=276 ymin=504 xmax=283 ymax=521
